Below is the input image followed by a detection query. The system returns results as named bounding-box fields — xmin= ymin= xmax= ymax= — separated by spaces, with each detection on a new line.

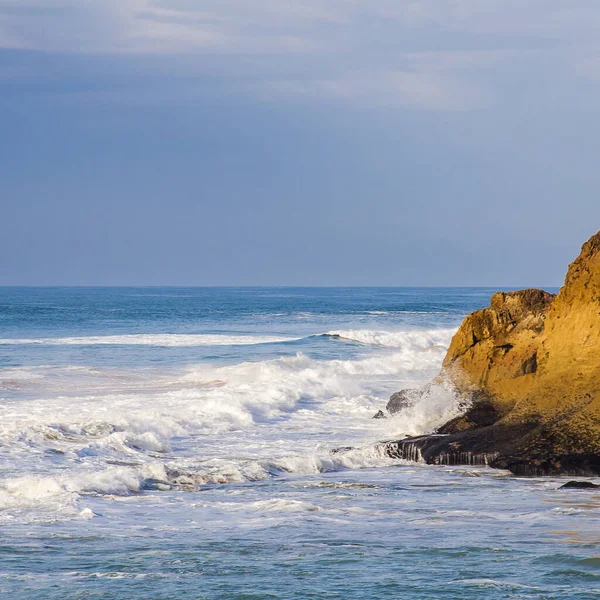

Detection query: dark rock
xmin=437 ymin=397 xmax=503 ymax=434
xmin=383 ymin=423 xmax=533 ymax=468
xmin=372 ymin=410 xmax=387 ymax=419
xmin=386 ymin=390 xmax=413 ymax=415
xmin=330 ymin=446 xmax=354 ymax=455
xmin=559 ymin=480 xmax=600 ymax=489
xmin=494 ymin=451 xmax=600 ymax=477
xmin=387 ymin=385 xmax=429 ymax=415
xmin=519 ymin=352 xmax=538 ymax=376
xmin=381 ymin=423 xmax=600 ymax=476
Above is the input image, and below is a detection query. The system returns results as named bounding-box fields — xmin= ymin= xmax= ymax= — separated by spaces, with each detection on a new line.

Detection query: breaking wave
xmin=0 ymin=328 xmax=456 ymax=352
xmin=0 ymin=444 xmax=405 ymax=523
xmin=0 ymin=323 xmax=462 ymax=523
xmin=1 ymin=345 xmax=448 ymax=444
xmin=321 ymin=328 xmax=456 ymax=349
xmin=0 ymin=333 xmax=300 ymax=347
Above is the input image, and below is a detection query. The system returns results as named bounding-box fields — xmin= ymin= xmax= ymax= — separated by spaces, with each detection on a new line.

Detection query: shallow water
xmin=3 ymin=286 xmax=597 ymax=599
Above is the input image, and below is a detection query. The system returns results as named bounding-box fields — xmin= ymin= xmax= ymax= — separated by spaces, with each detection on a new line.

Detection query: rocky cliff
xmin=387 ymin=230 xmax=600 ymax=475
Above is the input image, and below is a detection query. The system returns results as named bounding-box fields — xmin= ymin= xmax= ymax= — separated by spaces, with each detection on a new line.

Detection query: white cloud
xmin=260 ymin=69 xmax=489 ymax=111
xmin=0 ymin=0 xmax=343 ymax=54
xmin=1 ymin=0 xmax=599 ymax=55
xmin=328 ymin=70 xmax=488 ymax=110
xmin=1 ymin=0 xmax=600 ymax=110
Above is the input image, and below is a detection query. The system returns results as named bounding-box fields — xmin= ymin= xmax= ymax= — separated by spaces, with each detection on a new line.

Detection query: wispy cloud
xmin=2 ymin=0 xmax=598 ymax=55
xmin=2 ymin=0 xmax=600 ymax=110
xmin=260 ymin=69 xmax=490 ymax=111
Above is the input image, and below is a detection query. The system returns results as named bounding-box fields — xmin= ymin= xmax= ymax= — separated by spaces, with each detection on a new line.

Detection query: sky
xmin=2 ymin=1 xmax=600 ymax=286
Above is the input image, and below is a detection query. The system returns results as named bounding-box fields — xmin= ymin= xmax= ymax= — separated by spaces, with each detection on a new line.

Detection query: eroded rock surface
xmin=387 ymin=230 xmax=600 ymax=476
xmin=386 ymin=385 xmax=431 ymax=415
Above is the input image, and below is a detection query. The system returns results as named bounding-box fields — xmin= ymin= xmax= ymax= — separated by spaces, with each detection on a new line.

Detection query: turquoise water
xmin=2 ymin=287 xmax=598 ymax=599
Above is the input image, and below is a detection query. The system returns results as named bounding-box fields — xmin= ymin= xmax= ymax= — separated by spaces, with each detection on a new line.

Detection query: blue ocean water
xmin=1 ymin=286 xmax=598 ymax=600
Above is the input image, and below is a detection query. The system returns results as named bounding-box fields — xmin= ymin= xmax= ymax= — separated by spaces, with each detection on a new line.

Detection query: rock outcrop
xmin=559 ymin=481 xmax=600 ymax=489
xmin=388 ymin=230 xmax=600 ymax=476
xmin=386 ymin=385 xmax=432 ymax=415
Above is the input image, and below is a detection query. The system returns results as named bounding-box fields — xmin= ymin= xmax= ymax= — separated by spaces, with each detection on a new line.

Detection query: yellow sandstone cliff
xmin=387 ymin=230 xmax=600 ymax=475
xmin=439 ymin=230 xmax=600 ymax=473
xmin=442 ymin=288 xmax=555 ymax=421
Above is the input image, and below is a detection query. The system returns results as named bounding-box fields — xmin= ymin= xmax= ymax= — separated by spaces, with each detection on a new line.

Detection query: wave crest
xmin=0 ymin=334 xmax=299 ymax=347
xmin=322 ymin=328 xmax=456 ymax=349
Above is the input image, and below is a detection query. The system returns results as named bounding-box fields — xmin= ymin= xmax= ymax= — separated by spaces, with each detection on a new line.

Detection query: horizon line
xmin=0 ymin=284 xmax=561 ymax=290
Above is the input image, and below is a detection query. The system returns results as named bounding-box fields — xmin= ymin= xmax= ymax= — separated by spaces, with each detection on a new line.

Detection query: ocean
xmin=1 ymin=286 xmax=598 ymax=599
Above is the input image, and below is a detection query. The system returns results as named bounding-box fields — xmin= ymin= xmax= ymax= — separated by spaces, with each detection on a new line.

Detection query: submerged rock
xmin=386 ymin=230 xmax=600 ymax=476
xmin=330 ymin=446 xmax=354 ymax=455
xmin=560 ymin=481 xmax=600 ymax=489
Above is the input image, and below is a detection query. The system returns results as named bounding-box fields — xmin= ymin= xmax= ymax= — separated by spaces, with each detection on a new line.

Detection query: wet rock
xmin=559 ymin=481 xmax=600 ymax=489
xmin=437 ymin=398 xmax=503 ymax=434
xmin=330 ymin=446 xmax=354 ymax=455
xmin=372 ymin=410 xmax=387 ymax=419
xmin=383 ymin=424 xmax=531 ymax=469
xmin=386 ymin=385 xmax=429 ymax=415
xmin=142 ymin=478 xmax=171 ymax=491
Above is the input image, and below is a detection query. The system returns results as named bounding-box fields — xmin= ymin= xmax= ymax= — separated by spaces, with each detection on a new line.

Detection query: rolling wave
xmin=320 ymin=328 xmax=456 ymax=349
xmin=0 ymin=333 xmax=300 ymax=347
xmin=0 ymin=328 xmax=456 ymax=351
xmin=0 ymin=323 xmax=462 ymax=522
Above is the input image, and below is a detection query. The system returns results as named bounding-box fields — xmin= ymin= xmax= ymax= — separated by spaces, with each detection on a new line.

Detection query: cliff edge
xmin=388 ymin=230 xmax=600 ymax=475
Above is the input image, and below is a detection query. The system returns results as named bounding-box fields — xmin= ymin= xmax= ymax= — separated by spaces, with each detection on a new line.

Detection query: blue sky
xmin=2 ymin=1 xmax=600 ymax=286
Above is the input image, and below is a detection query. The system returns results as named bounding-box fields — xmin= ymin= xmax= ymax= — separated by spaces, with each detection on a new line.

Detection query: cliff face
xmin=389 ymin=231 xmax=600 ymax=475
xmin=505 ymin=232 xmax=600 ymax=469
xmin=441 ymin=288 xmax=555 ymax=424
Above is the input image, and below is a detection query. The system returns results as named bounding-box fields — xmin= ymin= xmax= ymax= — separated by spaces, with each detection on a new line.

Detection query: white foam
xmin=380 ymin=380 xmax=467 ymax=438
xmin=0 ymin=329 xmax=455 ymax=352
xmin=0 ymin=324 xmax=462 ymax=522
xmin=0 ymin=334 xmax=299 ymax=347
xmin=157 ymin=445 xmax=402 ymax=490
xmin=237 ymin=499 xmax=321 ymax=513
xmin=0 ymin=443 xmax=405 ymax=521
xmin=325 ymin=328 xmax=456 ymax=349
xmin=1 ymin=348 xmax=449 ymax=463
xmin=0 ymin=463 xmax=170 ymax=523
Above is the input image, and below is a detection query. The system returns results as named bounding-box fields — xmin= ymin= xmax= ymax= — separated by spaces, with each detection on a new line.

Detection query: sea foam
xmin=323 ymin=328 xmax=456 ymax=349
xmin=0 ymin=326 xmax=459 ymax=522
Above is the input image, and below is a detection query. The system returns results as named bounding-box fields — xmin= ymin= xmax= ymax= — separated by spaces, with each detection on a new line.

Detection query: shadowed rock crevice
xmin=437 ymin=397 xmax=503 ymax=434
xmin=519 ymin=352 xmax=537 ymax=377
